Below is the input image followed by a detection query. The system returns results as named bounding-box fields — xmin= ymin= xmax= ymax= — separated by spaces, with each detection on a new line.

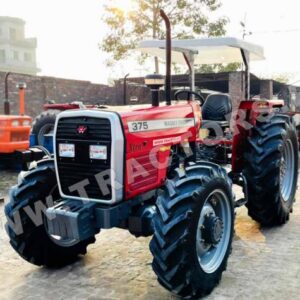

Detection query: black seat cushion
xmin=202 ymin=94 xmax=232 ymax=121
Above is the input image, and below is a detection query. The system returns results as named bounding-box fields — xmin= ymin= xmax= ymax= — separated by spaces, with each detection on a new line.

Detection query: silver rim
xmin=44 ymin=186 xmax=79 ymax=247
xmin=280 ymin=139 xmax=295 ymax=202
xmin=196 ymin=189 xmax=232 ymax=274
xmin=38 ymin=124 xmax=54 ymax=145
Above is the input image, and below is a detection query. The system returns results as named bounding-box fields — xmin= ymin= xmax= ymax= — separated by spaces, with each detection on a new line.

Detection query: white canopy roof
xmin=138 ymin=37 xmax=265 ymax=65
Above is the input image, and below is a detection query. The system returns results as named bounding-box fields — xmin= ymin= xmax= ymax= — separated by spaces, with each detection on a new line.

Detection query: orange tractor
xmin=0 ymin=73 xmax=45 ymax=169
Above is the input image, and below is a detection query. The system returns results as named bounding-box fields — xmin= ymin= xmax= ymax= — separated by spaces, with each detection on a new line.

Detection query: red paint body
xmin=231 ymin=99 xmax=284 ymax=172
xmin=44 ymin=103 xmax=98 ymax=111
xmin=117 ymin=99 xmax=284 ymax=199
xmin=119 ymin=101 xmax=201 ymax=199
xmin=48 ymin=99 xmax=285 ymax=200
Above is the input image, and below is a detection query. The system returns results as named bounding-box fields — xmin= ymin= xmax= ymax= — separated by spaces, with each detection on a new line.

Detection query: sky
xmin=1 ymin=0 xmax=300 ymax=85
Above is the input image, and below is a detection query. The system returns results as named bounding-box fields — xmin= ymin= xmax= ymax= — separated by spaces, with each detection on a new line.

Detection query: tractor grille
xmin=56 ymin=116 xmax=112 ymax=201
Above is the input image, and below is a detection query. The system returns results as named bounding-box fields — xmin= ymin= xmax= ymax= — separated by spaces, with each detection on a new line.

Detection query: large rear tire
xmin=4 ymin=159 xmax=95 ymax=268
xmin=32 ymin=110 xmax=59 ymax=146
xmin=296 ymin=125 xmax=300 ymax=150
xmin=150 ymin=162 xmax=234 ymax=299
xmin=243 ymin=114 xmax=298 ymax=226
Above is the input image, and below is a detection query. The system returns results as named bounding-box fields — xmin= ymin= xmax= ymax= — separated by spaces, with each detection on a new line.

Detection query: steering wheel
xmin=174 ymin=90 xmax=205 ymax=106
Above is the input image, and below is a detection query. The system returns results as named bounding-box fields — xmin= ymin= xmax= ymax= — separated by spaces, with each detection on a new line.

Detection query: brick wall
xmin=260 ymin=80 xmax=273 ymax=100
xmin=0 ymin=72 xmax=117 ymax=117
xmin=229 ymin=72 xmax=245 ymax=112
xmin=4 ymin=71 xmax=294 ymax=120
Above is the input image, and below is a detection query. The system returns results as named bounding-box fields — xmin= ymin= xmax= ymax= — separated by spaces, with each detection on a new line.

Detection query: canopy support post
xmin=190 ymin=54 xmax=195 ymax=92
xmin=241 ymin=49 xmax=250 ymax=99
xmin=183 ymin=51 xmax=196 ymax=92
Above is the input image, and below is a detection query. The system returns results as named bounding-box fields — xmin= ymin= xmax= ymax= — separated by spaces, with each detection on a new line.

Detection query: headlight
xmin=23 ymin=120 xmax=31 ymax=126
xmin=11 ymin=120 xmax=20 ymax=127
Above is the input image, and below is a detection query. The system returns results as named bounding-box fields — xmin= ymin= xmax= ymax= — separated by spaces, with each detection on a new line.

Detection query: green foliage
xmin=271 ymin=73 xmax=293 ymax=84
xmin=259 ymin=73 xmax=294 ymax=84
xmin=101 ymin=0 xmax=229 ymax=70
xmin=196 ymin=62 xmax=242 ymax=73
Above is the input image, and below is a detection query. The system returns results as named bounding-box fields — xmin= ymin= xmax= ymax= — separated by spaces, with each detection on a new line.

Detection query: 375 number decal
xmin=130 ymin=121 xmax=149 ymax=132
xmin=128 ymin=118 xmax=195 ymax=133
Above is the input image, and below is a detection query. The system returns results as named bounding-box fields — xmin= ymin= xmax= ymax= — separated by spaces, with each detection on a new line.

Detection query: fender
xmin=43 ymin=103 xmax=98 ymax=111
xmin=231 ymin=99 xmax=284 ymax=172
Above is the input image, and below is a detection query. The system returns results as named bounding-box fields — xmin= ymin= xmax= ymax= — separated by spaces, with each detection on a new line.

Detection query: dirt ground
xmin=0 ymin=171 xmax=300 ymax=300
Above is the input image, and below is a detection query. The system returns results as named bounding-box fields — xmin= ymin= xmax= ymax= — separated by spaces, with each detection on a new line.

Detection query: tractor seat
xmin=201 ymin=94 xmax=232 ymax=127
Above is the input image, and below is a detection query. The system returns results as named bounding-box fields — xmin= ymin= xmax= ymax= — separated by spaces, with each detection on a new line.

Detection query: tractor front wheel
xmin=4 ymin=159 xmax=96 ymax=268
xmin=150 ymin=162 xmax=234 ymax=298
xmin=243 ymin=114 xmax=299 ymax=226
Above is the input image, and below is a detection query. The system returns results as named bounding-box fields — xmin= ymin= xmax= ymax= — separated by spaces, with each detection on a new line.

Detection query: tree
xmin=196 ymin=62 xmax=242 ymax=74
xmin=271 ymin=73 xmax=293 ymax=84
xmin=259 ymin=73 xmax=294 ymax=84
xmin=101 ymin=0 xmax=229 ymax=73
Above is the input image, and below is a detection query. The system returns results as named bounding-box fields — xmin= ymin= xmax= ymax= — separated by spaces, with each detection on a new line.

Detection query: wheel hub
xmin=202 ymin=214 xmax=224 ymax=245
xmin=196 ymin=190 xmax=232 ymax=274
xmin=280 ymin=139 xmax=295 ymax=202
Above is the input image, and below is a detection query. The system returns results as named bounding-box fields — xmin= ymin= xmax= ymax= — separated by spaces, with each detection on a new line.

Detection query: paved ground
xmin=0 ymin=171 xmax=300 ymax=300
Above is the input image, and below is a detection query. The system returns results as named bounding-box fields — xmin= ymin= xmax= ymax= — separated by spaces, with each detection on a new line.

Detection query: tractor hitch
xmin=229 ymin=172 xmax=249 ymax=208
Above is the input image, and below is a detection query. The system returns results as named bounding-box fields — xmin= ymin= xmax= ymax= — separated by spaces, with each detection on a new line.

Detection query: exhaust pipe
xmin=160 ymin=10 xmax=172 ymax=106
xmin=4 ymin=72 xmax=11 ymax=115
xmin=123 ymin=73 xmax=130 ymax=105
xmin=16 ymin=82 xmax=27 ymax=116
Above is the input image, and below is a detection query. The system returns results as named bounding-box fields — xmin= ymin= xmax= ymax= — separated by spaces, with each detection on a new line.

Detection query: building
xmin=0 ymin=16 xmax=40 ymax=75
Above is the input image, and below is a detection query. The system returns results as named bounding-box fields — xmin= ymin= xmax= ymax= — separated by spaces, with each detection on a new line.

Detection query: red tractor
xmin=5 ymin=11 xmax=298 ymax=298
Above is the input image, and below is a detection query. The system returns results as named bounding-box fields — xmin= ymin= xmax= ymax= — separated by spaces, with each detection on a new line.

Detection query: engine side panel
xmin=120 ymin=102 xmax=201 ymax=199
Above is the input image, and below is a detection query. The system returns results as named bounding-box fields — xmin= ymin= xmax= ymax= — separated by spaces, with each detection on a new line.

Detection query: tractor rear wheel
xmin=32 ymin=110 xmax=59 ymax=146
xmin=243 ymin=114 xmax=298 ymax=226
xmin=150 ymin=162 xmax=234 ymax=298
xmin=4 ymin=158 xmax=95 ymax=268
xmin=297 ymin=125 xmax=300 ymax=150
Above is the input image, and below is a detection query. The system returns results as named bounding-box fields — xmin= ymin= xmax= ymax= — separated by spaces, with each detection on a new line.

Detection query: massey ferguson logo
xmin=77 ymin=125 xmax=88 ymax=135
